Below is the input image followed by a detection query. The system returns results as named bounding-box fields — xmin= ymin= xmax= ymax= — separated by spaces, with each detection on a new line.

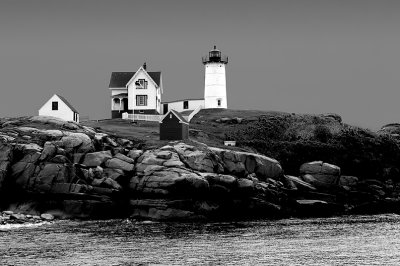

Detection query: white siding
xmin=127 ymin=69 xmax=159 ymax=112
xmin=38 ymin=94 xmax=77 ymax=122
xmin=204 ymin=62 xmax=227 ymax=109
xmin=163 ymin=99 xmax=204 ymax=114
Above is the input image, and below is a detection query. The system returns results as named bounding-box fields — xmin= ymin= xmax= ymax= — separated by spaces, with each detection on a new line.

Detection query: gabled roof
xmin=55 ymin=94 xmax=79 ymax=113
xmin=109 ymin=71 xmax=161 ymax=88
xmin=161 ymin=109 xmax=188 ymax=125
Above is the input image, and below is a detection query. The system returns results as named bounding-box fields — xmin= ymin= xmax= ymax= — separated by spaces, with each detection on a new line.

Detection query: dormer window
xmin=136 ymin=79 xmax=147 ymax=89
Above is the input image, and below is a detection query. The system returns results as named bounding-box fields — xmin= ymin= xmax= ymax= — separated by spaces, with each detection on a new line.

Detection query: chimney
xmin=143 ymin=62 xmax=147 ymax=70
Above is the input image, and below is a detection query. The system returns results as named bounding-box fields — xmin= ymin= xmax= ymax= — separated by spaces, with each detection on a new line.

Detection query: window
xmin=52 ymin=101 xmax=58 ymax=110
xmin=217 ymin=99 xmax=221 ymax=107
xmin=136 ymin=79 xmax=147 ymax=89
xmin=183 ymin=101 xmax=189 ymax=109
xmin=136 ymin=95 xmax=148 ymax=106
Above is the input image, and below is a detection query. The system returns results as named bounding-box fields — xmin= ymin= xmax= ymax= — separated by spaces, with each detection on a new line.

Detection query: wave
xmin=0 ymin=222 xmax=50 ymax=231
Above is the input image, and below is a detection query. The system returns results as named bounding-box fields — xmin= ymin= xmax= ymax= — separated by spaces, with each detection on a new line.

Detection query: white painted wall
xmin=163 ymin=99 xmax=204 ymax=114
xmin=127 ymin=69 xmax=160 ymax=113
xmin=38 ymin=94 xmax=78 ymax=122
xmin=204 ymin=62 xmax=227 ymax=109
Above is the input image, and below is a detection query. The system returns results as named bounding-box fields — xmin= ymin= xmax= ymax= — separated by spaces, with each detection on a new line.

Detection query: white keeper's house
xmin=38 ymin=94 xmax=79 ymax=123
xmin=109 ymin=63 xmax=162 ymax=119
xmin=108 ymin=46 xmax=228 ymax=118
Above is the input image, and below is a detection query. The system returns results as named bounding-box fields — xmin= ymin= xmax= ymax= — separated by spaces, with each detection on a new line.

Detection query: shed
xmin=160 ymin=109 xmax=189 ymax=140
xmin=38 ymin=94 xmax=79 ymax=123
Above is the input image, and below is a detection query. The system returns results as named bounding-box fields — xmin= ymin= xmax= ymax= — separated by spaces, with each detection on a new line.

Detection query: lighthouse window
xmin=183 ymin=101 xmax=189 ymax=109
xmin=217 ymin=99 xmax=221 ymax=107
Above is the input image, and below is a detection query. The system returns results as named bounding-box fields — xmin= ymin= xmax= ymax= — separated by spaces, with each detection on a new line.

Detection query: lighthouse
xmin=202 ymin=46 xmax=228 ymax=109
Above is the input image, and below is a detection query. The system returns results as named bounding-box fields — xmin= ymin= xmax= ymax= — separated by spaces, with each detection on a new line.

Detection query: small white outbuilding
xmin=38 ymin=94 xmax=79 ymax=123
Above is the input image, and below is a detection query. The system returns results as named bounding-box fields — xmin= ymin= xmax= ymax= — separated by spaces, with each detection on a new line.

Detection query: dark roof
xmin=162 ymin=109 xmax=188 ymax=124
xmin=109 ymin=71 xmax=161 ymax=88
xmin=161 ymin=98 xmax=204 ymax=104
xmin=55 ymin=94 xmax=79 ymax=113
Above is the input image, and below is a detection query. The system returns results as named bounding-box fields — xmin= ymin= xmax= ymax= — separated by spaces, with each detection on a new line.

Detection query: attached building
xmin=109 ymin=63 xmax=163 ymax=118
xmin=162 ymin=98 xmax=205 ymax=114
xmin=159 ymin=109 xmax=189 ymax=140
xmin=38 ymin=94 xmax=79 ymax=122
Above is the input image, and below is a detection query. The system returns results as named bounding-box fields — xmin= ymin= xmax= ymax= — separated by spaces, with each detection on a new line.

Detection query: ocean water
xmin=1 ymin=215 xmax=400 ymax=265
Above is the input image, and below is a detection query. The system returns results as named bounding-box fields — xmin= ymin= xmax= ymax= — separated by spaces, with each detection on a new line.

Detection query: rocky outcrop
xmin=299 ymin=161 xmax=340 ymax=189
xmin=1 ymin=116 xmax=400 ymax=221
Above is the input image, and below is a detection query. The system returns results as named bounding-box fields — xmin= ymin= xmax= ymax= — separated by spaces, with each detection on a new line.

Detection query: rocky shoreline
xmin=0 ymin=210 xmax=54 ymax=226
xmin=1 ymin=116 xmax=400 ymax=221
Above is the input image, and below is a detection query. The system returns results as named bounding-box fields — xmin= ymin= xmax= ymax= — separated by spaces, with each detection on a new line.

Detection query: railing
xmin=122 ymin=112 xmax=162 ymax=122
xmin=187 ymin=105 xmax=202 ymax=122
xmin=202 ymin=54 xmax=228 ymax=64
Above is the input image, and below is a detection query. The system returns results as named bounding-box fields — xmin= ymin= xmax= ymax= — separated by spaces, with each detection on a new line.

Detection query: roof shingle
xmin=109 ymin=71 xmax=161 ymax=88
xmin=55 ymin=94 xmax=79 ymax=113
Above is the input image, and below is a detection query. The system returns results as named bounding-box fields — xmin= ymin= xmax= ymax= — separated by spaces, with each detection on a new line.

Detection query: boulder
xmin=10 ymin=213 xmax=26 ymax=221
xmin=339 ymin=176 xmax=359 ymax=187
xmin=130 ymin=168 xmax=209 ymax=198
xmin=105 ymin=158 xmax=135 ymax=172
xmin=178 ymin=149 xmax=222 ymax=173
xmin=51 ymin=155 xmax=70 ymax=164
xmin=40 ymin=213 xmax=55 ymax=221
xmin=162 ymin=152 xmax=185 ymax=168
xmin=285 ymin=175 xmax=316 ymax=191
xmin=300 ymin=161 xmax=340 ymax=176
xmin=12 ymin=161 xmax=37 ymax=188
xmin=30 ymin=116 xmax=79 ymax=130
xmin=129 ymin=199 xmax=201 ymax=220
xmin=114 ymin=153 xmax=135 ymax=164
xmin=136 ymin=151 xmax=168 ymax=173
xmin=13 ymin=163 xmax=74 ymax=192
xmin=82 ymin=151 xmax=112 ymax=167
xmin=295 ymin=199 xmax=342 ymax=216
xmin=60 ymin=133 xmax=94 ymax=153
xmin=103 ymin=168 xmax=124 ymax=180
xmin=156 ymin=151 xmax=173 ymax=160
xmin=203 ymin=173 xmax=236 ymax=188
xmin=103 ymin=177 xmax=123 ymax=190
xmin=39 ymin=142 xmax=57 ymax=161
xmin=50 ymin=183 xmax=87 ymax=194
xmin=300 ymin=161 xmax=340 ymax=189
xmin=0 ymin=134 xmax=15 ymax=142
xmin=301 ymin=174 xmax=339 ymax=190
xmin=210 ymin=147 xmax=283 ymax=180
xmin=0 ymin=144 xmax=13 ymax=188
xmin=237 ymin=178 xmax=254 ymax=190
xmin=127 ymin=149 xmax=143 ymax=161
xmin=16 ymin=143 xmax=43 ymax=153
xmin=41 ymin=129 xmax=64 ymax=139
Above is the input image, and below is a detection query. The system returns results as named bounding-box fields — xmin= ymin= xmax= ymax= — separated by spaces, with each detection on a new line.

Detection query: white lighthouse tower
xmin=202 ymin=46 xmax=228 ymax=109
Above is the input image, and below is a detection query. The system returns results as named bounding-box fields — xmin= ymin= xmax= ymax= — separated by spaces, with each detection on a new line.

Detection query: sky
xmin=1 ymin=0 xmax=400 ymax=130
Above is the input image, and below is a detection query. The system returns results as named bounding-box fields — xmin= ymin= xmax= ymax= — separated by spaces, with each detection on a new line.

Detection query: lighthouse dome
xmin=202 ymin=45 xmax=228 ymax=64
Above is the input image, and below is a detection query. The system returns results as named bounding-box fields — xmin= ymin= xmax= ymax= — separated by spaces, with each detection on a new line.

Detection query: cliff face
xmin=0 ymin=116 xmax=399 ymax=221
